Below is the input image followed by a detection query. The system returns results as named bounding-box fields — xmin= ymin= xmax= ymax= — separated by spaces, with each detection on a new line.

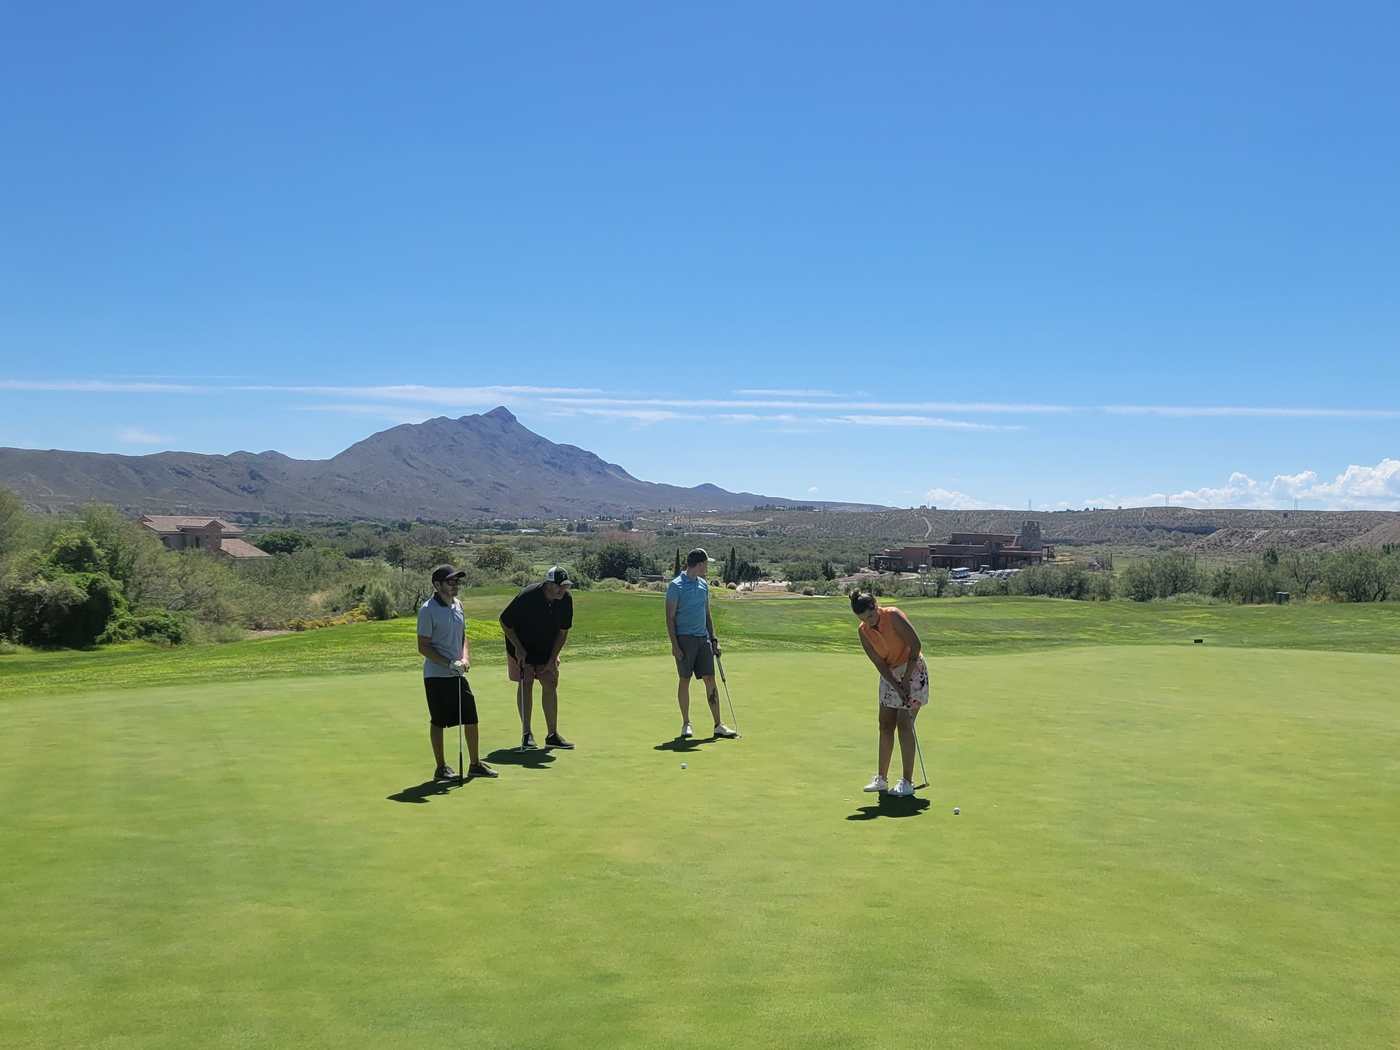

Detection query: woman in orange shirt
xmin=851 ymin=591 xmax=929 ymax=796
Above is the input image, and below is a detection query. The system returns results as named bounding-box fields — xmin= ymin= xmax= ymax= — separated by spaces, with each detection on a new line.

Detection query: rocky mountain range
xmin=0 ymin=407 xmax=881 ymax=519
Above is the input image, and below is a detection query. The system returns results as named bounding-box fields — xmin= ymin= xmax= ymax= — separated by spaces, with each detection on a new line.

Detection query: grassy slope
xmin=4 ymin=592 xmax=1400 ymax=698
xmin=1 ymin=647 xmax=1396 ymax=1048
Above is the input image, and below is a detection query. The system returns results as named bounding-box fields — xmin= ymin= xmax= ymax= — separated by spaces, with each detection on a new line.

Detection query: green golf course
xmin=3 ymin=594 xmax=1398 ymax=1048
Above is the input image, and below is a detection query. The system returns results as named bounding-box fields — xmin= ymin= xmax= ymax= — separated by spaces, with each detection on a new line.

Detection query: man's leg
xmin=518 ymin=673 xmax=535 ymax=735
xmin=465 ymin=724 xmax=481 ymax=765
xmin=701 ymin=674 xmax=723 ymax=728
xmin=895 ymin=708 xmax=916 ymax=783
xmin=877 ymin=706 xmax=897 ymax=780
xmin=676 ymin=674 xmax=691 ymax=724
xmin=541 ymin=672 xmax=559 ymax=736
xmin=431 ymin=724 xmax=446 ymax=768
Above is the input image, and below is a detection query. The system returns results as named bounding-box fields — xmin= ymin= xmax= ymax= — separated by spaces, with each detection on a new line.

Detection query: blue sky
xmin=2 ymin=2 xmax=1398 ymax=510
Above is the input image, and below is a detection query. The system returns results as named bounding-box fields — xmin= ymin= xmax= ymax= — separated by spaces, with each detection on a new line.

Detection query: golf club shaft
xmin=910 ymin=719 xmax=929 ymax=787
xmin=457 ymin=675 xmax=465 ymax=783
xmin=715 ymin=654 xmax=739 ymax=734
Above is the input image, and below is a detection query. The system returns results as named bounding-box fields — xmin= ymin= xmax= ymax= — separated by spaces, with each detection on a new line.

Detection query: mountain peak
xmin=483 ymin=406 xmax=517 ymax=424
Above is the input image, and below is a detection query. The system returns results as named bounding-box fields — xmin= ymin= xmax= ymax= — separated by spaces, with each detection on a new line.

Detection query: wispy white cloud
xmin=294 ymin=404 xmax=438 ymax=424
xmin=1082 ymin=458 xmax=1400 ymax=510
xmin=117 ymin=426 xmax=172 ymax=445
xmin=543 ymin=395 xmax=1071 ymax=414
xmin=1 ymin=380 xmax=212 ymax=394
xmin=924 ymin=486 xmax=996 ymax=510
xmin=817 ymin=415 xmax=1021 ymax=431
xmin=1103 ymin=404 xmax=1400 ymax=419
xmin=733 ymin=388 xmax=841 ymax=398
xmin=807 ymin=486 xmax=819 ymax=494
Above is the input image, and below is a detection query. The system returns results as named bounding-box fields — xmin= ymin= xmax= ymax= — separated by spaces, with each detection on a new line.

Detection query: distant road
xmin=922 ymin=515 xmax=932 ymax=538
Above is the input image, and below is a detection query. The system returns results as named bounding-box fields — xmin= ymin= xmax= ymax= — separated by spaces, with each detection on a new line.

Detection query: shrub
xmin=365 ymin=584 xmax=395 ymax=621
xmin=2 ymin=569 xmax=126 ymax=648
xmin=102 ymin=611 xmax=189 ymax=645
xmin=1322 ymin=549 xmax=1390 ymax=602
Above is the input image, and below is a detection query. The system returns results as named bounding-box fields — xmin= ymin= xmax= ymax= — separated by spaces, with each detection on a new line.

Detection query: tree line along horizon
xmin=1 ymin=488 xmax=1398 ymax=653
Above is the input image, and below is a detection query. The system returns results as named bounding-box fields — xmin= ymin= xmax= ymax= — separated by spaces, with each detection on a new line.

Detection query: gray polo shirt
xmin=417 ymin=595 xmax=465 ymax=679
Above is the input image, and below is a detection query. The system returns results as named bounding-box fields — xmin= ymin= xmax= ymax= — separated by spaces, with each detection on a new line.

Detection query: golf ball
xmin=953 ymin=807 xmax=960 ymax=815
xmin=681 ymin=763 xmax=688 ymax=769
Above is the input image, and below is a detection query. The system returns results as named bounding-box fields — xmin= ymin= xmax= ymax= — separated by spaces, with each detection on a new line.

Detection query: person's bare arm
xmin=418 ymin=635 xmax=461 ymax=671
xmin=548 ymin=628 xmax=569 ymax=667
xmin=705 ymin=605 xmax=719 ymax=655
xmin=666 ymin=600 xmax=682 ymax=659
xmin=859 ymin=632 xmax=901 ymax=690
xmin=892 ymin=611 xmax=921 ymax=686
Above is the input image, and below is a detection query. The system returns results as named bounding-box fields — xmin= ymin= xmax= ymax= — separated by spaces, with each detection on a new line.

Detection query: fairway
xmin=3 ymin=642 xmax=1397 ymax=1048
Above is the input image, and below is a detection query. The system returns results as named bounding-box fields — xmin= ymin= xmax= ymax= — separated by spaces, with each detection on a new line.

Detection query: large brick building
xmin=138 ymin=515 xmax=270 ymax=559
xmin=871 ymin=521 xmax=1052 ymax=572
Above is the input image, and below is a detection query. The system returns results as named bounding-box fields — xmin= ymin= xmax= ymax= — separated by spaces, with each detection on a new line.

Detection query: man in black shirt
xmin=500 ymin=565 xmax=575 ymax=750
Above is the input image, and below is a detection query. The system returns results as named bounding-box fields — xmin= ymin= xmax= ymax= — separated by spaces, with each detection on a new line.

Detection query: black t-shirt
xmin=500 ymin=582 xmax=574 ymax=664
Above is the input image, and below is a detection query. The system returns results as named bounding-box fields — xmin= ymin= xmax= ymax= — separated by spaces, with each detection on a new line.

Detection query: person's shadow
xmin=653 ymin=734 xmax=722 ymax=752
xmin=846 ymin=794 xmax=931 ymax=821
xmin=388 ymin=778 xmax=462 ymax=803
xmin=486 ymin=746 xmax=558 ymax=771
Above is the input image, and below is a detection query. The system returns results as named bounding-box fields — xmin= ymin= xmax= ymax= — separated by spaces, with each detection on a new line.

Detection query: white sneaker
xmin=681 ymin=722 xmax=693 ymax=739
xmin=863 ymin=775 xmax=888 ymax=793
xmin=713 ymin=724 xmax=738 ymax=739
xmin=889 ymin=778 xmax=915 ymax=797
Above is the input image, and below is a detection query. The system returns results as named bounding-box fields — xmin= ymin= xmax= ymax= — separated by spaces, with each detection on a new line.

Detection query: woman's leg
xmin=895 ymin=708 xmax=916 ymax=783
xmin=878 ymin=705 xmax=897 ymax=778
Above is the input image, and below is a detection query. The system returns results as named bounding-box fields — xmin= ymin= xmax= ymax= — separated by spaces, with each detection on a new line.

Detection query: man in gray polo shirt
xmin=417 ymin=564 xmax=498 ymax=782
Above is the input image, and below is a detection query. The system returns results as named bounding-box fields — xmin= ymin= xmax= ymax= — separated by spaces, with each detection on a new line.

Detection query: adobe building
xmin=870 ymin=521 xmax=1052 ymax=572
xmin=138 ymin=515 xmax=271 ymax=559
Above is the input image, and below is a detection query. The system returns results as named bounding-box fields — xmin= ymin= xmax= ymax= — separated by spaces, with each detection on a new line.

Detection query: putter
xmin=456 ymin=675 xmax=465 ymax=785
xmin=714 ymin=652 xmax=741 ymax=737
xmin=911 ymin=722 xmax=930 ymax=789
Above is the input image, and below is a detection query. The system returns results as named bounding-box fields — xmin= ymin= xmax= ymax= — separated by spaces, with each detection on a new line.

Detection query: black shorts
xmin=424 ymin=676 xmax=478 ymax=728
xmin=675 ymin=635 xmax=715 ymax=679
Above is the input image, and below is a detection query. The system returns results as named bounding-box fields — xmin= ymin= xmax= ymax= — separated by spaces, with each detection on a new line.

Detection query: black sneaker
xmin=434 ymin=764 xmax=458 ymax=781
xmin=521 ymin=731 xmax=537 ymax=751
xmin=545 ymin=732 xmax=575 ymax=750
xmin=467 ymin=762 xmax=499 ymax=779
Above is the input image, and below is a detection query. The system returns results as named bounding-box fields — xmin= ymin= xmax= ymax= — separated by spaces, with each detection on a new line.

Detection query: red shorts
xmin=507 ymin=654 xmax=559 ymax=686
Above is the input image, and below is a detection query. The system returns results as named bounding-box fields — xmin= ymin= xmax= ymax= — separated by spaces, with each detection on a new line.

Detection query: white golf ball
xmin=681 ymin=763 xmax=688 ymax=769
xmin=953 ymin=807 xmax=960 ymax=815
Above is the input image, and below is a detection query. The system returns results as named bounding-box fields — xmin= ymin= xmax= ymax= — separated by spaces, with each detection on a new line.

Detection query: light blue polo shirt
xmin=666 ymin=572 xmax=709 ymax=637
xmin=417 ymin=595 xmax=465 ymax=679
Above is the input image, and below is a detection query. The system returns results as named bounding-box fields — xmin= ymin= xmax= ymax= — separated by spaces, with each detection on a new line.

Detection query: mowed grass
xmin=4 ymin=591 xmax=1400 ymax=698
xmin=2 ymin=642 xmax=1398 ymax=1047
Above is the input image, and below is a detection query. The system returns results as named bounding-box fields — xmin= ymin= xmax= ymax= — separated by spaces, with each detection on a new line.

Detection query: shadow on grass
xmin=846 ymin=795 xmax=931 ymax=821
xmin=653 ymin=735 xmax=726 ymax=752
xmin=388 ymin=778 xmax=462 ymax=804
xmin=485 ymin=747 xmax=558 ymax=770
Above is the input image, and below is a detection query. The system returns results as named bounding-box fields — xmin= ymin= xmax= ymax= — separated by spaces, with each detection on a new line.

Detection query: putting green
xmin=2 ymin=647 xmax=1397 ymax=1048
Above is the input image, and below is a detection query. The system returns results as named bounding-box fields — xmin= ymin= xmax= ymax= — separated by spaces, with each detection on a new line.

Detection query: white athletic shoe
xmin=863 ymin=775 xmax=888 ymax=793
xmin=889 ymin=778 xmax=915 ymax=797
xmin=681 ymin=722 xmax=694 ymax=739
xmin=713 ymin=724 xmax=738 ymax=739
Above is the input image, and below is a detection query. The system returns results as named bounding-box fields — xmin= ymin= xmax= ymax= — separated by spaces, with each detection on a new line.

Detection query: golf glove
xmin=450 ymin=659 xmax=466 ymax=673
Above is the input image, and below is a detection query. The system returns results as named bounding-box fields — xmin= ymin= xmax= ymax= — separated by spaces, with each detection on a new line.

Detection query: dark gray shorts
xmin=675 ymin=635 xmax=715 ymax=679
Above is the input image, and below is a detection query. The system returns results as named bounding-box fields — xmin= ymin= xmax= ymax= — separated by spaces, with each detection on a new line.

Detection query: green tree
xmin=673 ymin=548 xmax=681 ymax=576
xmin=256 ymin=529 xmax=313 ymax=556
xmin=0 ymin=487 xmax=27 ymax=556
xmin=47 ymin=530 xmax=106 ymax=574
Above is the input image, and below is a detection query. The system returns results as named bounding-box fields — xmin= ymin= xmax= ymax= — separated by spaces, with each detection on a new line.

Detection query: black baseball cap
xmin=431 ymin=564 xmax=466 ymax=584
xmin=544 ymin=566 xmax=572 ymax=587
xmin=686 ymin=548 xmax=710 ymax=566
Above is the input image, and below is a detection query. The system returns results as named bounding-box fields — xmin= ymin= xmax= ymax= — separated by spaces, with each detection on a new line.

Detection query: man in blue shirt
xmin=665 ymin=548 xmax=738 ymax=740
